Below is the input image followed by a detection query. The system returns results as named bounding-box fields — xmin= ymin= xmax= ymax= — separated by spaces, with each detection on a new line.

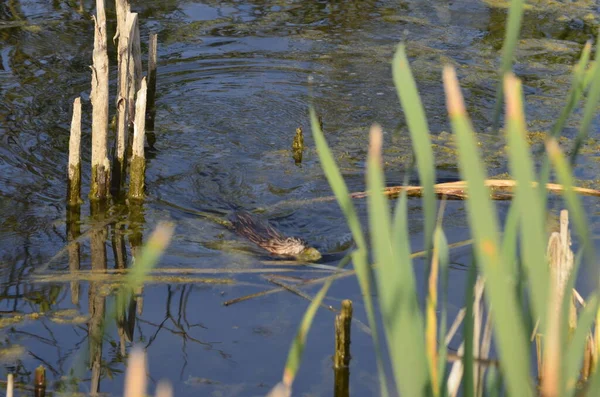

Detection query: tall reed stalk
xmin=270 ymin=1 xmax=600 ymax=395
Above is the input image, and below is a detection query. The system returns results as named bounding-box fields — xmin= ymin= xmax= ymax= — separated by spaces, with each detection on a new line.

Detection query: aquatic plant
xmin=271 ymin=0 xmax=600 ymax=396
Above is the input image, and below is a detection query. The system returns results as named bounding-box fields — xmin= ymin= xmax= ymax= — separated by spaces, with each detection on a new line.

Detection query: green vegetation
xmin=273 ymin=1 xmax=600 ymax=395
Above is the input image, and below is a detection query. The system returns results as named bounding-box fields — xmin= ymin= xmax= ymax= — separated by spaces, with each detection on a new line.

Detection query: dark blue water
xmin=1 ymin=0 xmax=599 ymax=395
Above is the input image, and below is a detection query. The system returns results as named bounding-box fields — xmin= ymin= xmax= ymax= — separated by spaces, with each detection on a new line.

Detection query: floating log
xmin=90 ymin=0 xmax=110 ymax=199
xmin=67 ymin=97 xmax=82 ymax=205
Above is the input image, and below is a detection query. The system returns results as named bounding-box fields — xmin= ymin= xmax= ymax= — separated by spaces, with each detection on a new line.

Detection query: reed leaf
xmin=443 ymin=65 xmax=532 ymax=397
xmin=392 ymin=44 xmax=436 ymax=258
xmin=310 ymin=109 xmax=389 ymax=396
xmin=565 ymin=295 xmax=598 ymax=397
xmin=463 ymin=262 xmax=477 ymax=397
xmin=491 ymin=0 xmax=525 ymax=131
xmin=435 ymin=225 xmax=450 ymax=397
xmin=538 ymin=40 xmax=592 ymax=210
xmin=503 ymin=73 xmax=549 ymax=327
xmin=570 ymin=30 xmax=600 ymax=165
xmin=369 ymin=124 xmax=429 ymax=396
xmin=545 ymin=139 xmax=596 ymax=275
xmin=116 ymin=222 xmax=174 ymax=313
xmin=280 ymin=255 xmax=345 ymax=388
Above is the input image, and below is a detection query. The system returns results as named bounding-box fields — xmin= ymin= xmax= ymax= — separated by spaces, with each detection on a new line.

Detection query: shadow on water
xmin=1 ymin=0 xmax=600 ymax=395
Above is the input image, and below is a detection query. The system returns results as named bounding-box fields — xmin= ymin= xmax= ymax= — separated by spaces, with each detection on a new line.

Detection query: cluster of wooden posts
xmin=4 ymin=366 xmax=46 ymax=397
xmin=67 ymin=0 xmax=157 ymax=205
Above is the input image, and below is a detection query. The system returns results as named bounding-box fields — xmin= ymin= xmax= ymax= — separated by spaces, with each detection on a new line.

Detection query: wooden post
xmin=129 ymin=77 xmax=147 ymax=200
xmin=128 ymin=12 xmax=142 ymax=129
xmin=542 ymin=209 xmax=575 ymax=394
xmin=124 ymin=348 xmax=147 ymax=397
xmin=34 ymin=366 xmax=46 ymax=397
xmin=90 ymin=0 xmax=110 ymax=199
xmin=146 ymin=33 xmax=158 ymax=148
xmin=67 ymin=97 xmax=82 ymax=205
xmin=113 ymin=0 xmax=132 ymax=194
xmin=334 ymin=299 xmax=352 ymax=397
xmin=7 ymin=373 xmax=13 ymax=397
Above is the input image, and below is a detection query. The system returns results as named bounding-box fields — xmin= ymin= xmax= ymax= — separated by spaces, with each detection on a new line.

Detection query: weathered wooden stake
xmin=113 ymin=0 xmax=133 ymax=193
xmin=67 ymin=97 xmax=82 ymax=205
xmin=7 ymin=373 xmax=13 ymax=397
xmin=90 ymin=0 xmax=110 ymax=199
xmin=334 ymin=299 xmax=352 ymax=397
xmin=146 ymin=33 xmax=158 ymax=147
xmin=129 ymin=77 xmax=147 ymax=200
xmin=124 ymin=348 xmax=147 ymax=397
xmin=34 ymin=366 xmax=46 ymax=397
xmin=542 ymin=209 xmax=576 ymax=394
xmin=127 ymin=12 xmax=142 ymax=155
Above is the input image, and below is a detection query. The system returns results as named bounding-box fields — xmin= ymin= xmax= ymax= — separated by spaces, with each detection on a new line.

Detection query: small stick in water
xmin=292 ymin=126 xmax=304 ymax=164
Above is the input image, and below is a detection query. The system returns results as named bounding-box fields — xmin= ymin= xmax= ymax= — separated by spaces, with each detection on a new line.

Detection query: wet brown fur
xmin=229 ymin=211 xmax=309 ymax=257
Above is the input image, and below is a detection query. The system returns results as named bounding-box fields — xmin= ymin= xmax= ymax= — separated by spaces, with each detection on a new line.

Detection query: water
xmin=1 ymin=0 xmax=599 ymax=395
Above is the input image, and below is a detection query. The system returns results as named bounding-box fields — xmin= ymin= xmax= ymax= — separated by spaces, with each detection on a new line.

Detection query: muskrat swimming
xmin=229 ymin=211 xmax=321 ymax=262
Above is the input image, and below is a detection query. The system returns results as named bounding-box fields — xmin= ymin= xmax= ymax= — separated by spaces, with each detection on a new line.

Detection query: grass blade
xmin=546 ymin=139 xmax=596 ymax=279
xmin=569 ymin=30 xmax=600 ymax=165
xmin=310 ymin=109 xmax=389 ymax=396
xmin=392 ymin=44 xmax=436 ymax=257
xmin=491 ymin=0 xmax=525 ymax=131
xmin=503 ymin=73 xmax=549 ymax=327
xmin=565 ymin=295 xmax=598 ymax=396
xmin=443 ymin=65 xmax=532 ymax=397
xmin=280 ymin=254 xmax=351 ymax=389
xmin=538 ymin=41 xmax=592 ymax=208
xmin=369 ymin=124 xmax=429 ymax=396
xmin=435 ymin=225 xmax=450 ymax=397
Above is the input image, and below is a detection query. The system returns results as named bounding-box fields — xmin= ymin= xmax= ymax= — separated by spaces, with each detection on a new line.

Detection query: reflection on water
xmin=1 ymin=0 xmax=600 ymax=395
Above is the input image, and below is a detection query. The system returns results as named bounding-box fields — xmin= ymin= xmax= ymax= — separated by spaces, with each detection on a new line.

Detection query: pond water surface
xmin=1 ymin=0 xmax=600 ymax=396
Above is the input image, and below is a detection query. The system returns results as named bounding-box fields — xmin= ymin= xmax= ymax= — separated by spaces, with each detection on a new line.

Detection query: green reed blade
xmin=558 ymin=249 xmax=583 ymax=396
xmin=435 ymin=226 xmax=450 ymax=397
xmin=570 ymin=30 xmax=600 ymax=165
xmin=551 ymin=41 xmax=592 ymax=140
xmin=392 ymin=44 xmax=436 ymax=258
xmin=538 ymin=41 xmax=592 ymax=214
xmin=504 ymin=74 xmax=549 ymax=327
xmin=485 ymin=366 xmax=501 ymax=397
xmin=368 ymin=125 xmax=429 ymax=396
xmin=586 ymin=355 xmax=600 ymax=394
xmin=310 ymin=108 xmax=389 ymax=397
xmin=282 ymin=252 xmax=351 ymax=387
xmin=500 ymin=201 xmax=519 ymax=280
xmin=564 ymin=295 xmax=598 ymax=397
xmin=443 ymin=65 xmax=532 ymax=397
xmin=463 ymin=260 xmax=477 ymax=397
xmin=491 ymin=0 xmax=525 ymax=131
xmin=116 ymin=222 xmax=175 ymax=312
xmin=546 ymin=139 xmax=596 ymax=280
